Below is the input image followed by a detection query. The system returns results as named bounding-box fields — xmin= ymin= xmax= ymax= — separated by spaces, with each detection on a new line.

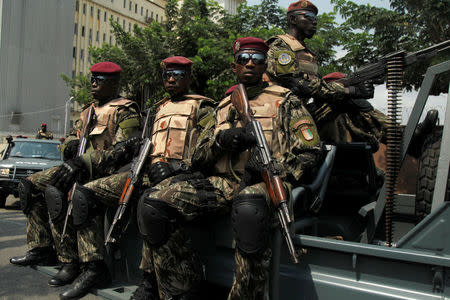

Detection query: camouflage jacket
xmin=64 ymin=98 xmax=142 ymax=179
xmin=192 ymin=84 xmax=323 ymax=186
xmin=266 ymin=34 xmax=347 ymax=102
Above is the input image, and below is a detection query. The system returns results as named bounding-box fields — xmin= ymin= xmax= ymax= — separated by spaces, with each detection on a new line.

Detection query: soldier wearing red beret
xmin=36 ymin=123 xmax=54 ymax=140
xmin=11 ymin=60 xmax=142 ymax=300
xmin=266 ymin=0 xmax=375 ymax=117
xmin=131 ymin=56 xmax=216 ymax=299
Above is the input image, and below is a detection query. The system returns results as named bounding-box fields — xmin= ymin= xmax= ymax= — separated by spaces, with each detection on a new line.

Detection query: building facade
xmin=73 ymin=0 xmax=167 ymax=77
xmin=216 ymin=0 xmax=245 ymax=14
xmin=0 ymin=0 xmax=74 ymax=137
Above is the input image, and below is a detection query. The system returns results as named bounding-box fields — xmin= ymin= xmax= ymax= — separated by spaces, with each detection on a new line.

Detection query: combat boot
xmin=130 ymin=271 xmax=159 ymax=300
xmin=48 ymin=262 xmax=80 ymax=287
xmin=59 ymin=260 xmax=111 ymax=300
xmin=9 ymin=246 xmax=57 ymax=266
xmin=408 ymin=109 xmax=439 ymax=158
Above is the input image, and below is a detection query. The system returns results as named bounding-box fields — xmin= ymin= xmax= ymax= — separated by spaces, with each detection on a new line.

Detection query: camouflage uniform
xmin=139 ymin=84 xmax=322 ymax=299
xmin=36 ymin=129 xmax=54 ymax=140
xmin=25 ymin=98 xmax=140 ymax=264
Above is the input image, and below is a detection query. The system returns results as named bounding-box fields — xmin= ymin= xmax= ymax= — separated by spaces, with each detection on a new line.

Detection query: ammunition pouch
xmin=18 ymin=179 xmax=35 ymax=215
xmin=72 ymin=185 xmax=101 ymax=229
xmin=232 ymin=193 xmax=269 ymax=255
xmin=137 ymin=194 xmax=176 ymax=246
xmin=45 ymin=185 xmax=67 ymax=223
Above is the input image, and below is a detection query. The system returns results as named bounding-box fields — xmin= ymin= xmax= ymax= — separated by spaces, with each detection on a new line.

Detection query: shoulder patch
xmin=290 ymin=115 xmax=320 ymax=147
xmin=278 ymin=52 xmax=292 ymax=65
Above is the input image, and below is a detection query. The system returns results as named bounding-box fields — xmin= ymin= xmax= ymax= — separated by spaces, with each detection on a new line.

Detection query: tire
xmin=0 ymin=193 xmax=7 ymax=208
xmin=415 ymin=128 xmax=450 ymax=221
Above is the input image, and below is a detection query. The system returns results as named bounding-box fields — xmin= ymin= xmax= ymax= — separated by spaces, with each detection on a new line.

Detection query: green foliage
xmin=60 ymin=73 xmax=92 ymax=105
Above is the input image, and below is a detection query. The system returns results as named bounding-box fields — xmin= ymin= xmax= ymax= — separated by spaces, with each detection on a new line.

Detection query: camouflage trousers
xmin=139 ymin=176 xmax=282 ymax=300
xmin=27 ymin=167 xmax=128 ymax=263
xmin=51 ymin=171 xmax=129 ymax=263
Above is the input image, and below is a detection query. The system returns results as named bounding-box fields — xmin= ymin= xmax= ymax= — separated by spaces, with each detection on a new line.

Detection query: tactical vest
xmin=150 ymin=95 xmax=211 ymax=165
xmin=214 ymin=85 xmax=289 ymax=177
xmin=79 ymin=98 xmax=136 ymax=150
xmin=271 ymin=34 xmax=319 ymax=78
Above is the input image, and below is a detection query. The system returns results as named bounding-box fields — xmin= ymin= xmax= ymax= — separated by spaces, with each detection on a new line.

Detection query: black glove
xmin=216 ymin=128 xmax=256 ymax=152
xmin=281 ymin=77 xmax=313 ymax=98
xmin=50 ymin=157 xmax=88 ymax=192
xmin=62 ymin=140 xmax=79 ymax=161
xmin=348 ymin=82 xmax=374 ymax=99
xmin=113 ymin=137 xmax=142 ymax=163
xmin=148 ymin=161 xmax=173 ymax=184
xmin=240 ymin=151 xmax=263 ymax=189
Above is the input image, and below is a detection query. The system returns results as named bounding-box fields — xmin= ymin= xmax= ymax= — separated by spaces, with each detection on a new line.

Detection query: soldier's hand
xmin=349 ymin=82 xmax=374 ymax=99
xmin=62 ymin=139 xmax=79 ymax=161
xmin=113 ymin=137 xmax=142 ymax=163
xmin=148 ymin=161 xmax=172 ymax=184
xmin=50 ymin=157 xmax=88 ymax=192
xmin=216 ymin=128 xmax=256 ymax=152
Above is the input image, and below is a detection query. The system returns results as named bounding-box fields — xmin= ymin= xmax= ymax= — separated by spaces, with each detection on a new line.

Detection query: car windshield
xmin=9 ymin=141 xmax=61 ymax=160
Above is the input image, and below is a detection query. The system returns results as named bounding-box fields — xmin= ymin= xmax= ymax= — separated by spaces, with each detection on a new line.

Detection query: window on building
xmin=156 ymin=14 xmax=158 ymax=22
xmin=117 ymin=17 xmax=119 ymax=22
xmin=135 ymin=4 xmax=137 ymax=13
xmin=81 ymin=26 xmax=85 ymax=37
xmin=123 ymin=0 xmax=126 ymax=8
xmin=74 ymin=23 xmax=78 ymax=35
xmin=90 ymin=6 xmax=93 ymax=16
xmin=73 ymin=47 xmax=76 ymax=58
xmin=129 ymin=23 xmax=131 ymax=32
xmin=129 ymin=1 xmax=131 ymax=10
xmin=141 ymin=7 xmax=143 ymax=16
xmin=96 ymin=31 xmax=99 ymax=42
xmin=83 ymin=3 xmax=86 ymax=14
xmin=97 ymin=9 xmax=100 ymax=20
xmin=104 ymin=12 xmax=107 ymax=22
xmin=146 ymin=9 xmax=148 ymax=17
xmin=123 ymin=20 xmax=125 ymax=28
xmin=75 ymin=0 xmax=79 ymax=11
xmin=103 ymin=33 xmax=106 ymax=42
xmin=72 ymin=71 xmax=76 ymax=79
xmin=89 ymin=29 xmax=92 ymax=42
xmin=151 ymin=11 xmax=153 ymax=19
xmin=80 ymin=49 xmax=84 ymax=59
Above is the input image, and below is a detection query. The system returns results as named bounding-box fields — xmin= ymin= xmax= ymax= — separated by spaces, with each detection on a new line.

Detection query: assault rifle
xmin=104 ymin=109 xmax=152 ymax=245
xmin=231 ymin=84 xmax=299 ymax=264
xmin=61 ymin=104 xmax=96 ymax=244
xmin=338 ymin=40 xmax=450 ymax=86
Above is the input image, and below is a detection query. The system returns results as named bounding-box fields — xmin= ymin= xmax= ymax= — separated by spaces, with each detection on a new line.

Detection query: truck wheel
xmin=0 ymin=193 xmax=7 ymax=208
xmin=415 ymin=128 xmax=450 ymax=221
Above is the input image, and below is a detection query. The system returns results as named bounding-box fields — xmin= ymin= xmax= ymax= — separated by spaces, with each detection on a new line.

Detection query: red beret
xmin=225 ymin=84 xmax=238 ymax=96
xmin=41 ymin=123 xmax=47 ymax=126
xmin=233 ymin=37 xmax=269 ymax=55
xmin=161 ymin=56 xmax=193 ymax=70
xmin=322 ymin=72 xmax=346 ymax=83
xmin=287 ymin=0 xmax=318 ymax=15
xmin=90 ymin=62 xmax=122 ymax=74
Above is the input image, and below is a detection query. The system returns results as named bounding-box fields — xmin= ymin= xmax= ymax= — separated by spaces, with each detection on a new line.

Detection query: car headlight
xmin=0 ymin=168 xmax=10 ymax=175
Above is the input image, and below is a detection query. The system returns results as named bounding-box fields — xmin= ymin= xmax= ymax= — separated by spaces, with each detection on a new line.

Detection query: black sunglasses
xmin=235 ymin=52 xmax=266 ymax=66
xmin=90 ymin=75 xmax=110 ymax=84
xmin=294 ymin=11 xmax=317 ymax=21
xmin=162 ymin=69 xmax=188 ymax=81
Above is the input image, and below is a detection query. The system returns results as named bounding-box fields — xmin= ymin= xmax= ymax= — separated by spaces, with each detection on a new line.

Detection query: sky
xmin=245 ymin=0 xmax=448 ymax=124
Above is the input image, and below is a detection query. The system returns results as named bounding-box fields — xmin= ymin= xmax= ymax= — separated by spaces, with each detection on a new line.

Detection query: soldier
xmin=9 ymin=62 xmax=141 ymax=293
xmin=266 ymin=0 xmax=374 ymax=107
xmin=36 ymin=123 xmax=54 ymax=140
xmin=133 ymin=37 xmax=322 ymax=300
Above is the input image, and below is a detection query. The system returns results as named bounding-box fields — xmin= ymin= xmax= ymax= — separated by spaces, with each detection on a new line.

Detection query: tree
xmin=60 ymin=73 xmax=92 ymax=105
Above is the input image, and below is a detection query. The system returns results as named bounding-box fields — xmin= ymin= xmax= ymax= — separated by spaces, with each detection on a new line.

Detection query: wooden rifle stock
xmin=230 ymin=84 xmax=299 ymax=263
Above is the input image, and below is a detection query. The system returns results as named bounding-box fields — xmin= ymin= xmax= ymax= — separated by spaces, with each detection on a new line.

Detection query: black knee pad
xmin=45 ymin=185 xmax=67 ymax=223
xmin=231 ymin=193 xmax=269 ymax=255
xmin=18 ymin=179 xmax=35 ymax=214
xmin=72 ymin=185 xmax=100 ymax=229
xmin=137 ymin=195 xmax=175 ymax=247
